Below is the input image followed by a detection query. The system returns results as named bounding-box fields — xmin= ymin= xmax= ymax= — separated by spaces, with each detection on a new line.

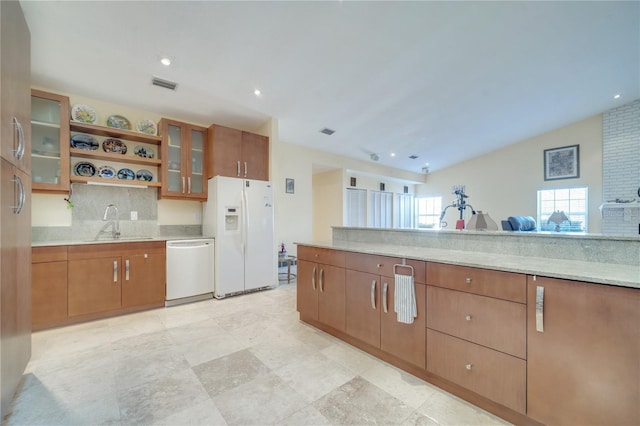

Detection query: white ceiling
xmin=20 ymin=1 xmax=639 ymax=174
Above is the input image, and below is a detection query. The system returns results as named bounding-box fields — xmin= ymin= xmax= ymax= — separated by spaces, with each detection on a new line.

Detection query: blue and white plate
xmin=117 ymin=168 xmax=135 ymax=180
xmin=98 ymin=165 xmax=116 ymax=179
xmin=70 ymin=134 xmax=99 ymax=150
xmin=74 ymin=161 xmax=96 ymax=177
xmin=136 ymin=169 xmax=153 ymax=182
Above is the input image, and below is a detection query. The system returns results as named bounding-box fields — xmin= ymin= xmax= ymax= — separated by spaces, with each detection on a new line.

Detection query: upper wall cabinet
xmin=159 ymin=118 xmax=208 ymax=200
xmin=208 ymin=124 xmax=269 ymax=181
xmin=31 ymin=89 xmax=70 ymax=193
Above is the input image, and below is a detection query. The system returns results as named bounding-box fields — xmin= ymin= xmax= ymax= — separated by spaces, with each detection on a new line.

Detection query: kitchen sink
xmin=86 ymin=237 xmax=155 ymax=242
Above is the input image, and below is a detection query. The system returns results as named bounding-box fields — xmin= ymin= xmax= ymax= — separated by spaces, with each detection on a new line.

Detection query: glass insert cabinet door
xmin=189 ymin=128 xmax=204 ymax=195
xmin=166 ymin=123 xmax=182 ymax=193
xmin=30 ymin=89 xmax=70 ymax=192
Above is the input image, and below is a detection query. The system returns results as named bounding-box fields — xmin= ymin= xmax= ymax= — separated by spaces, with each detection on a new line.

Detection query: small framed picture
xmin=544 ymin=144 xmax=579 ymax=181
xmin=285 ymin=178 xmax=295 ymax=194
xmin=350 ymin=177 xmax=356 ymax=187
xmin=380 ymin=182 xmax=385 ymax=191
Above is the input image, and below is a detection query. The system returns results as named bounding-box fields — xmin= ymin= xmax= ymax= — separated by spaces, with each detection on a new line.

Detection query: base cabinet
xmin=297 ymin=246 xmax=346 ymax=332
xmin=527 ymin=276 xmax=640 ymax=425
xmin=33 ymin=242 xmax=165 ymax=328
xmin=32 ymin=246 xmax=68 ymax=329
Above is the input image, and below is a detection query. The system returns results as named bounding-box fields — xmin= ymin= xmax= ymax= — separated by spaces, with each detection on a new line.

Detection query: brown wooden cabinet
xmin=207 ymin=124 xmax=269 ymax=181
xmin=32 ymin=246 xmax=68 ymax=330
xmin=345 ymin=252 xmax=426 ymax=368
xmin=426 ymin=262 xmax=527 ymax=413
xmin=31 ymin=89 xmax=70 ymax=193
xmin=297 ymin=246 xmax=346 ymax=332
xmin=527 ymin=276 xmax=640 ymax=425
xmin=0 ymin=0 xmax=31 ymax=417
xmin=160 ymin=118 xmax=208 ymax=200
xmin=67 ymin=242 xmax=165 ymax=319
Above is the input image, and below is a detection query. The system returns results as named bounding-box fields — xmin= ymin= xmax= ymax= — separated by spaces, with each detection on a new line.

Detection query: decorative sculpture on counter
xmin=547 ymin=210 xmax=569 ymax=232
xmin=439 ymin=186 xmax=476 ymax=229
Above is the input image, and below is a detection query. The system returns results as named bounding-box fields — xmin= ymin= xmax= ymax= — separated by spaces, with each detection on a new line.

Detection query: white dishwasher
xmin=166 ymin=239 xmax=214 ymax=306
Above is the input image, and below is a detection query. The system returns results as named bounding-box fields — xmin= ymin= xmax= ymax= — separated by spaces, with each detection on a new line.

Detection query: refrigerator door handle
xmin=241 ymin=187 xmax=249 ymax=255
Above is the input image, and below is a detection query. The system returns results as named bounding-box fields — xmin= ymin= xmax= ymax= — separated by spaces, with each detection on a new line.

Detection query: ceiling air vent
xmin=320 ymin=128 xmax=335 ymax=135
xmin=409 ymin=154 xmax=419 ymax=159
xmin=152 ymin=76 xmax=178 ymax=91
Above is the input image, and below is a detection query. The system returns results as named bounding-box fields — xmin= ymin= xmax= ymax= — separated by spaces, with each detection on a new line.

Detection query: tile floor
xmin=4 ymin=271 xmax=510 ymax=426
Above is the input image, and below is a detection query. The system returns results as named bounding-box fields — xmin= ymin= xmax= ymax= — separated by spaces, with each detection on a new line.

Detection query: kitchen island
xmin=296 ymin=227 xmax=639 ymax=426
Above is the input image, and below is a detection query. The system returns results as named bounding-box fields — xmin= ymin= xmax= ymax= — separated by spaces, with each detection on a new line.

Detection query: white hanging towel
xmin=394 ymin=274 xmax=417 ymax=324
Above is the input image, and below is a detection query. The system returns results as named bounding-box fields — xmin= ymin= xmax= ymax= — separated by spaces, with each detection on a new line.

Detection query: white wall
xmin=312 ymin=169 xmax=344 ymax=242
xmin=417 ymin=114 xmax=604 ymax=233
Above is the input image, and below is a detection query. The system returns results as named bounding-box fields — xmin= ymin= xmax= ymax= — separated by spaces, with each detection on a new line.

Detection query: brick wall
xmin=602 ymin=99 xmax=640 ymax=236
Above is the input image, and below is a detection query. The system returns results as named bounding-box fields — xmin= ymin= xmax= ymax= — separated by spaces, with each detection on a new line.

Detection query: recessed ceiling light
xmin=160 ymin=57 xmax=171 ymax=66
xmin=613 ymin=94 xmax=621 ymax=99
xmin=254 ymin=89 xmax=262 ymax=96
xmin=390 ymin=152 xmax=396 ymax=157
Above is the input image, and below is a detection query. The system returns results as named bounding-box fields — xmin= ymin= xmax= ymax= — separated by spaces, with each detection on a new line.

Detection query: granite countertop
xmin=32 ymin=235 xmax=214 ymax=247
xmin=296 ymin=240 xmax=640 ymax=289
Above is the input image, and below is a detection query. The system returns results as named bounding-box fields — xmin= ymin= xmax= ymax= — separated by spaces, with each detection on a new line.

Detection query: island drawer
xmin=426 ymin=286 xmax=526 ymax=358
xmin=427 ymin=329 xmax=526 ymax=414
xmin=426 ymin=262 xmax=525 ymax=303
xmin=346 ymin=252 xmax=426 ymax=283
xmin=297 ymin=245 xmax=345 ymax=267
xmin=32 ymin=246 xmax=68 ymax=263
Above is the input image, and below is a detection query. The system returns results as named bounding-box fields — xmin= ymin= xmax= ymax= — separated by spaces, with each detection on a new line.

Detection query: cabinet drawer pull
xmin=237 ymin=160 xmax=241 ymax=177
xmin=312 ymin=267 xmax=317 ymax=290
xmin=465 ymin=277 xmax=472 ymax=284
xmin=113 ymin=261 xmax=118 ymax=282
xmin=377 ymin=263 xmax=382 ymax=269
xmin=144 ymin=253 xmax=148 ymax=259
xmin=536 ymin=286 xmax=545 ymax=332
xmin=12 ymin=175 xmax=25 ymax=214
xmin=383 ymin=282 xmax=388 ymax=313
xmin=319 ymin=268 xmax=324 ymax=293
xmin=13 ymin=117 xmax=25 ymax=160
xmin=465 ymin=315 xmax=472 ymax=321
xmin=466 ymin=363 xmax=473 ymax=370
xmin=125 ymin=259 xmax=130 ymax=281
xmin=371 ymin=280 xmax=377 ymax=309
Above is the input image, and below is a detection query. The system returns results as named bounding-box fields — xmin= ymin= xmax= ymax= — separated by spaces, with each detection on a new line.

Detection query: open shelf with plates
xmin=69 ymin=119 xmax=162 ymax=189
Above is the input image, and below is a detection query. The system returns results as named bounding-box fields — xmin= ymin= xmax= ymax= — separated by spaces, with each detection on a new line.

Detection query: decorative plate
xmin=102 ymin=138 xmax=127 ymax=154
xmin=98 ymin=165 xmax=116 ymax=179
xmin=106 ymin=115 xmax=131 ymax=130
xmin=133 ymin=145 xmax=154 ymax=158
xmin=74 ymin=161 xmax=96 ymax=177
xmin=136 ymin=169 xmax=153 ymax=182
xmin=136 ymin=119 xmax=157 ymax=135
xmin=117 ymin=168 xmax=135 ymax=180
xmin=70 ymin=134 xmax=99 ymax=150
xmin=71 ymin=104 xmax=97 ymax=124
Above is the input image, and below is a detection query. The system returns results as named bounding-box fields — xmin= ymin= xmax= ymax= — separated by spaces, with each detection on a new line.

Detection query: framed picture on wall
xmin=544 ymin=144 xmax=580 ymax=180
xmin=285 ymin=178 xmax=295 ymax=194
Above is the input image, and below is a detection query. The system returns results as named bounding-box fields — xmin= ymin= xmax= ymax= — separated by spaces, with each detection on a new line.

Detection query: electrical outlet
xmin=131 ymin=211 xmax=138 ymax=221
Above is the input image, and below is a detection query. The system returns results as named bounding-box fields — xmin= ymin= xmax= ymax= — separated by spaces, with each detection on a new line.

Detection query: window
xmin=393 ymin=193 xmax=414 ymax=229
xmin=537 ymin=187 xmax=588 ymax=232
xmin=415 ymin=196 xmax=442 ymax=229
xmin=345 ymin=188 xmax=366 ymax=227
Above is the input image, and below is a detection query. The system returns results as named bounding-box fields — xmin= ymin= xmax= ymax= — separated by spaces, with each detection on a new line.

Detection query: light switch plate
xmin=131 ymin=211 xmax=138 ymax=221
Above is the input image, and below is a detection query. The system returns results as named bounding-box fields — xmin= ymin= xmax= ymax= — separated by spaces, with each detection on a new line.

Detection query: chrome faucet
xmin=101 ymin=204 xmax=120 ymax=239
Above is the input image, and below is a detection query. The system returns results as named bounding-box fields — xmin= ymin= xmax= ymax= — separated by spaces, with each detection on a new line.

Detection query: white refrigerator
xmin=203 ymin=176 xmax=276 ymax=298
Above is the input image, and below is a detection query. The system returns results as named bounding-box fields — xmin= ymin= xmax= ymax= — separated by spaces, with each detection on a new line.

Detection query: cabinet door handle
xmin=125 ymin=259 xmax=130 ymax=281
xmin=465 ymin=315 xmax=472 ymax=321
xmin=113 ymin=261 xmax=118 ymax=283
xmin=319 ymin=268 xmax=324 ymax=292
xmin=370 ymin=280 xmax=377 ymax=309
xmin=237 ymin=160 xmax=241 ymax=177
xmin=382 ymin=282 xmax=388 ymax=313
xmin=536 ymin=286 xmax=545 ymax=332
xmin=12 ymin=117 xmax=25 ymax=160
xmin=187 ymin=177 xmax=191 ymax=194
xmin=182 ymin=176 xmax=186 ymax=193
xmin=244 ymin=161 xmax=247 ymax=177
xmin=12 ymin=175 xmax=25 ymax=214
xmin=312 ymin=266 xmax=317 ymax=290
